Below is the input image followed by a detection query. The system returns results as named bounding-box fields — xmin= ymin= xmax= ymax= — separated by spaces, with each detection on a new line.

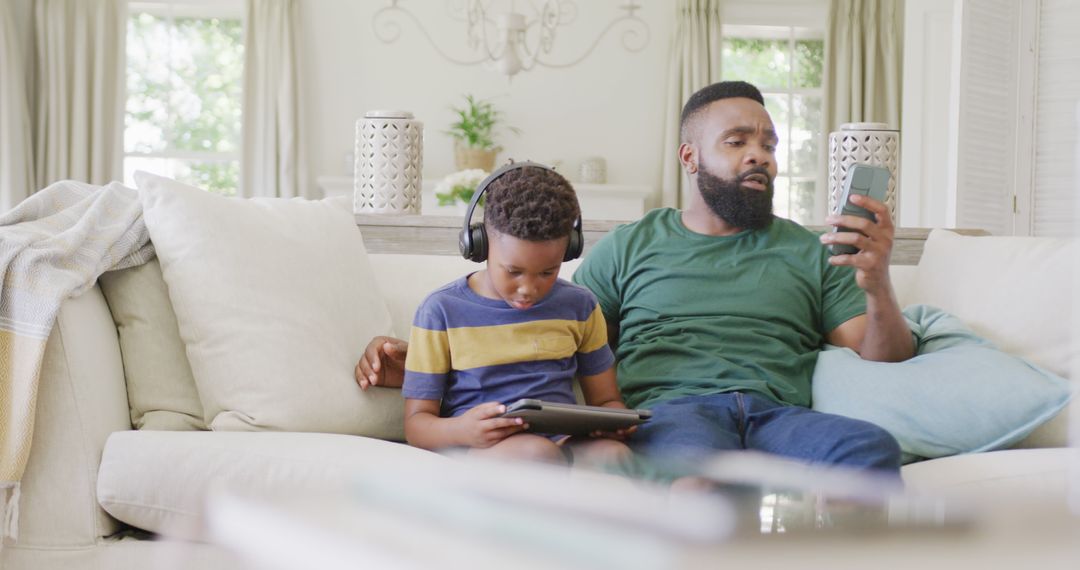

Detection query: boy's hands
xmin=588 ymin=425 xmax=637 ymax=441
xmin=356 ymin=336 xmax=408 ymax=390
xmin=578 ymin=368 xmax=635 ymax=441
xmin=588 ymin=401 xmax=637 ymax=441
xmin=452 ymin=403 xmax=529 ymax=448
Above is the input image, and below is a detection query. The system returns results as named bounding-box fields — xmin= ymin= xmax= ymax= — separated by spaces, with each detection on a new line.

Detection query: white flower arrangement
xmin=434 ymin=168 xmax=489 ymax=206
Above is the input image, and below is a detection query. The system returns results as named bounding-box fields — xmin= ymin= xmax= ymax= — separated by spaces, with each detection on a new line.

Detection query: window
xmin=721 ymin=25 xmax=825 ymax=225
xmin=124 ymin=2 xmax=244 ymax=196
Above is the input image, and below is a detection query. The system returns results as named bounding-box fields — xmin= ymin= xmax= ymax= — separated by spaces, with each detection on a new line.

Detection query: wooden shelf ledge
xmin=355 ymin=213 xmax=988 ymax=265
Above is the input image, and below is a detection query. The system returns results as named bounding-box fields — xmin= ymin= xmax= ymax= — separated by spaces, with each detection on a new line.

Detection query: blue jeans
xmin=630 ymin=392 xmax=901 ymax=474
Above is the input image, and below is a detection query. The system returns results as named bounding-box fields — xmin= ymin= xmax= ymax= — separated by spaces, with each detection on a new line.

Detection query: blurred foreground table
xmin=205 ymin=455 xmax=1080 ymax=570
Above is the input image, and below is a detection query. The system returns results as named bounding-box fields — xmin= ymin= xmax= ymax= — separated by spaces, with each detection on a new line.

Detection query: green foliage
xmin=720 ymin=37 xmax=823 ymax=89
xmin=433 ymin=169 xmax=489 ymax=206
xmin=167 ymin=17 xmax=244 ymax=154
xmin=793 ymin=40 xmax=824 ymax=88
xmin=185 ymin=161 xmax=239 ymax=197
xmin=722 ymin=38 xmax=789 ymax=88
xmin=436 ymin=186 xmax=481 ymax=207
xmin=790 ymin=180 xmax=816 ymax=223
xmin=722 ymin=32 xmax=825 ymax=224
xmin=445 ymin=95 xmax=519 ymax=150
xmin=125 ymin=12 xmax=243 ymax=194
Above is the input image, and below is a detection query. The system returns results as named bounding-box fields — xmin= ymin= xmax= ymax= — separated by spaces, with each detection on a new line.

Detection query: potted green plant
xmin=434 ymin=168 xmax=490 ymax=213
xmin=446 ymin=94 xmax=519 ymax=172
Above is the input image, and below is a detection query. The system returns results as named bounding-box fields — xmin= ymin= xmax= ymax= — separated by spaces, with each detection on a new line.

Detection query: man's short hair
xmin=484 ymin=165 xmax=580 ymax=242
xmin=680 ymin=81 xmax=766 ymax=142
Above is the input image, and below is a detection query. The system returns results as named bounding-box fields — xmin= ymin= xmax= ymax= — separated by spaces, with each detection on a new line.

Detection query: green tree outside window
xmin=722 ymin=30 xmax=824 ymax=224
xmin=125 ymin=12 xmax=244 ymax=196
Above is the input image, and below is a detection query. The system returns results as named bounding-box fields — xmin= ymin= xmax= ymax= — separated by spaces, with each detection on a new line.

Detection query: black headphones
xmin=458 ymin=160 xmax=584 ymax=263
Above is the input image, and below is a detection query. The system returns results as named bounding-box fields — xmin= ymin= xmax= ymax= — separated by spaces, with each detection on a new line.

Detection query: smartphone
xmin=829 ymin=164 xmax=890 ymax=255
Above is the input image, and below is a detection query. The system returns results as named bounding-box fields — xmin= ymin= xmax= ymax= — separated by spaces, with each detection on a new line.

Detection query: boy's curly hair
xmin=484 ymin=165 xmax=580 ymax=242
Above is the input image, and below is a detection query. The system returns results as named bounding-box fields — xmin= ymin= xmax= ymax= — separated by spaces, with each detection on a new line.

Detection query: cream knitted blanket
xmin=0 ymin=180 xmax=153 ymax=542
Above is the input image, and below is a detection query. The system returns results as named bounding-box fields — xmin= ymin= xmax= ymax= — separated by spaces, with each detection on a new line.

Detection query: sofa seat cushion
xmin=901 ymin=448 xmax=1072 ymax=501
xmin=96 ymin=431 xmax=447 ymax=541
xmin=908 ymin=229 xmax=1074 ymax=378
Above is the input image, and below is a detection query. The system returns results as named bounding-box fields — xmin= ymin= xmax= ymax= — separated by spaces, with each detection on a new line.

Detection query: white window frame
xmin=721 ymin=24 xmax=827 ymax=224
xmin=123 ymin=0 xmax=245 ymax=190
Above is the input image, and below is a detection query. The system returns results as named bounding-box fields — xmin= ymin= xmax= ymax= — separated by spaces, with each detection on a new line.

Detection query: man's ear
xmin=678 ymin=142 xmax=697 ymax=175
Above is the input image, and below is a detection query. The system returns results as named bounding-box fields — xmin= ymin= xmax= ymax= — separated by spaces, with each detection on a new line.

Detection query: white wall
xmin=901 ymin=0 xmax=1027 ymax=234
xmin=301 ymin=0 xmax=674 ymax=195
xmin=722 ymin=0 xmax=827 ymax=25
xmin=899 ymin=0 xmax=955 ymax=229
xmin=949 ymin=0 xmax=1024 ymax=236
xmin=901 ymin=0 xmax=1079 ymax=235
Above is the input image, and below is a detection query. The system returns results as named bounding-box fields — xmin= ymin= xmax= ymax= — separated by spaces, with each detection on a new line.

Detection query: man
xmin=358 ymin=81 xmax=913 ymax=473
xmin=569 ymin=81 xmax=912 ymax=473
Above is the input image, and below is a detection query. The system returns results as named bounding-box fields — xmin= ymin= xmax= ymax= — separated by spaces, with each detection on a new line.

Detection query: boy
xmin=390 ymin=163 xmax=631 ymax=465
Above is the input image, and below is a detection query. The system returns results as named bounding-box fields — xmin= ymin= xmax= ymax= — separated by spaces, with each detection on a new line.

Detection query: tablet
xmin=500 ymin=399 xmax=651 ymax=437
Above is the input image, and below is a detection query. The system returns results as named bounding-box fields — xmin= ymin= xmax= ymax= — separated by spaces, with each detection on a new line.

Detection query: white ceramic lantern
xmin=827 ymin=122 xmax=899 ymax=219
xmin=354 ymin=110 xmax=423 ymax=214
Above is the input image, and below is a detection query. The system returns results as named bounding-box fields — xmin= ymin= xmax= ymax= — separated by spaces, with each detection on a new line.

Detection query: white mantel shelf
xmin=354 ymin=214 xmax=628 ymax=257
xmin=353 ymin=213 xmax=988 ymax=264
xmin=317 ymin=176 xmax=655 ymax=220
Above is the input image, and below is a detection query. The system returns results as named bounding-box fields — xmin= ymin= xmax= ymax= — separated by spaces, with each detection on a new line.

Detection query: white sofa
xmin=2 ymin=229 xmax=1075 ymax=570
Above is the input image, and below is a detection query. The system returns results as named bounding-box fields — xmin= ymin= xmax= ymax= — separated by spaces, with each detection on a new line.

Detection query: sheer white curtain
xmin=0 ymin=0 xmax=35 ymax=212
xmin=1 ymin=0 xmax=124 ymax=212
xmin=823 ymin=0 xmax=904 ymax=132
xmin=660 ymin=0 xmax=723 ymax=208
xmin=33 ymin=0 xmax=126 ymax=190
xmin=242 ymin=0 xmax=308 ymax=198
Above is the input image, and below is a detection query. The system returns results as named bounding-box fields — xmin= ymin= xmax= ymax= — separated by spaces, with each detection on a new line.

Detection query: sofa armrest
xmin=16 ymin=285 xmax=132 ymax=547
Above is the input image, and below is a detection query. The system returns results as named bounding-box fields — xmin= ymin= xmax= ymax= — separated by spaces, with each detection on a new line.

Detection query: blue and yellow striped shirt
xmin=402 ymin=276 xmax=615 ymax=418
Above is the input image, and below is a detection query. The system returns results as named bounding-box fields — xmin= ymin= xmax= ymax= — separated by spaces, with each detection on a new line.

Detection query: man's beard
xmin=697 ymin=163 xmax=775 ymax=230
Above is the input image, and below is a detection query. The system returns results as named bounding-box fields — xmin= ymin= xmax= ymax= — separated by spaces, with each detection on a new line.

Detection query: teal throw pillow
xmin=812 ymin=305 xmax=1072 ymax=463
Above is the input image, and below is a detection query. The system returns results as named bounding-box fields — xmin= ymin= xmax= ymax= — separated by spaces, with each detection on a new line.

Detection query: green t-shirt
xmin=572 ymin=208 xmax=865 ymax=409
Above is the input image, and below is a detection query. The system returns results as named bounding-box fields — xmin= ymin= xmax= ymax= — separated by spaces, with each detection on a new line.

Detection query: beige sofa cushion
xmin=908 ymin=229 xmax=1075 ymax=378
xmin=96 ymin=431 xmax=447 ymax=541
xmin=901 ymin=448 xmax=1071 ymax=500
xmin=99 ymin=259 xmax=204 ymax=431
xmin=137 ymin=172 xmax=401 ymax=439
xmin=907 ymin=230 xmax=1076 ymax=449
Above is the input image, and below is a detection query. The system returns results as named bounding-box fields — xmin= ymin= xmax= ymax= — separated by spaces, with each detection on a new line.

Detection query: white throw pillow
xmin=136 ymin=172 xmax=402 ymax=439
xmin=907 ymin=229 xmax=1075 ymax=378
xmin=99 ymin=259 xmax=206 ymax=431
